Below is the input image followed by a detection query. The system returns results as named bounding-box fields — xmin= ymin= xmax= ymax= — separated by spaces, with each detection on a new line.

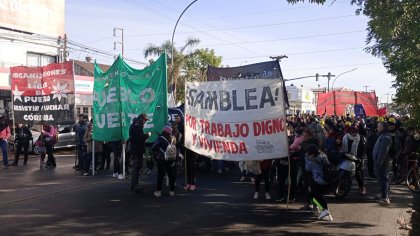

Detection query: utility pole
xmin=316 ymin=72 xmax=335 ymax=92
xmin=113 ymin=27 xmax=124 ymax=58
xmin=363 ymin=85 xmax=370 ymax=92
xmin=63 ymin=34 xmax=68 ymax=62
xmin=270 ymin=55 xmax=288 ymax=61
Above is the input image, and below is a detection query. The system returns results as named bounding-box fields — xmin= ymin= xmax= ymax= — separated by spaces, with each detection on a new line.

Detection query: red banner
xmin=317 ymin=91 xmax=378 ymax=116
xmin=10 ymin=62 xmax=75 ymax=125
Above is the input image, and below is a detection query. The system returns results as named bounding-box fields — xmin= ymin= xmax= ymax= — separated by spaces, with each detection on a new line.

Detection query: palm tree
xmin=144 ymin=37 xmax=200 ymax=102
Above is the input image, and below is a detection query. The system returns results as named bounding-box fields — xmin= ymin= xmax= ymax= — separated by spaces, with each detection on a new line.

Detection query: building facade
xmin=286 ymin=84 xmax=316 ymax=115
xmin=0 ymin=0 xmax=65 ymax=118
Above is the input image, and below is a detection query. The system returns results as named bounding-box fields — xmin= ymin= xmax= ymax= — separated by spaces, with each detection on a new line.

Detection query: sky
xmin=65 ymin=0 xmax=396 ymax=102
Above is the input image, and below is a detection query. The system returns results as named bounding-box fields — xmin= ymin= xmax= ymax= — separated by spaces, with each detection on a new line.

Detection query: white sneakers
xmin=318 ymin=209 xmax=333 ymax=221
xmin=117 ymin=174 xmax=124 ymax=180
xmin=153 ymin=191 xmax=174 ymax=197
xmin=254 ymin=192 xmax=271 ymax=200
xmin=112 ymin=173 xmax=118 ymax=178
xmin=154 ymin=191 xmax=162 ymax=197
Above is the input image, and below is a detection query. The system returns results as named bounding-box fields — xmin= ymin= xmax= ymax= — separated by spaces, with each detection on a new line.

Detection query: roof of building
xmin=71 ymin=60 xmax=111 ymax=76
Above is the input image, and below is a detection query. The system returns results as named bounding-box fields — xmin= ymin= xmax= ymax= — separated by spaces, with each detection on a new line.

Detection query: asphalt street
xmin=0 ymin=149 xmax=413 ymax=236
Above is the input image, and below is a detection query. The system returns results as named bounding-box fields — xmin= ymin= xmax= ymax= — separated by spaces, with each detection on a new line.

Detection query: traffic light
xmin=315 ymin=73 xmax=319 ymax=81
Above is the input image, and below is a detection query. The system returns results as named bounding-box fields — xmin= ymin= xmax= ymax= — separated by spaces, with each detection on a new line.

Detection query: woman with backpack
xmin=305 ymin=144 xmax=333 ymax=221
xmin=151 ymin=125 xmax=177 ymax=197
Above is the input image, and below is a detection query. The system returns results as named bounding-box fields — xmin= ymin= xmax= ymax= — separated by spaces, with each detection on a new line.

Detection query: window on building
xmin=76 ymin=107 xmax=81 ymax=115
xmin=27 ymin=52 xmax=56 ymax=67
xmin=83 ymin=107 xmax=88 ymax=115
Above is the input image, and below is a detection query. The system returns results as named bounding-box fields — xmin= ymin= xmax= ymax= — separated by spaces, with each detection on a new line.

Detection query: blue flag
xmin=354 ymin=104 xmax=366 ymax=118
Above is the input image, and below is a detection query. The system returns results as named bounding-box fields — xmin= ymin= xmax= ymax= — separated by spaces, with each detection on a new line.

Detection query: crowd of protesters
xmin=2 ymin=111 xmax=419 ymax=222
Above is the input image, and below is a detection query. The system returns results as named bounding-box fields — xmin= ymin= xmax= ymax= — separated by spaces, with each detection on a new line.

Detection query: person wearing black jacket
xmin=152 ymin=125 xmax=176 ymax=197
xmin=12 ymin=124 xmax=32 ymax=165
xmin=130 ymin=114 xmax=150 ymax=192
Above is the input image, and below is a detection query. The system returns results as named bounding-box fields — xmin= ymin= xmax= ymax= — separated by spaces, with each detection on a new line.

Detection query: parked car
xmin=8 ymin=125 xmax=76 ymax=154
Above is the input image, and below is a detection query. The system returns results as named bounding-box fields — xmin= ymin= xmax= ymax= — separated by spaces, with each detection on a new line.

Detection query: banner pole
xmin=92 ymin=140 xmax=95 ymax=176
xmin=73 ymin=60 xmax=78 ymax=169
xmin=184 ymin=149 xmax=188 ymax=192
xmin=122 ymin=143 xmax=126 ymax=179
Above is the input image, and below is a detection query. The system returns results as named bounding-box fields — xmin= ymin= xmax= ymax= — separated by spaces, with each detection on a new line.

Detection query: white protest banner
xmin=185 ymin=79 xmax=288 ymax=161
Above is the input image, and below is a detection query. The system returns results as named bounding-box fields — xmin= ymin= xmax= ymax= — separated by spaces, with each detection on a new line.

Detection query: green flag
xmin=92 ymin=53 xmax=168 ymax=142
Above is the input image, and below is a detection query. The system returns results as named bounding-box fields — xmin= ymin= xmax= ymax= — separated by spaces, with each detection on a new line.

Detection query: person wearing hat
xmin=387 ymin=119 xmax=402 ymax=181
xmin=130 ymin=114 xmax=151 ymax=193
xmin=305 ymin=144 xmax=333 ymax=221
xmin=151 ymin=125 xmax=176 ymax=197
xmin=341 ymin=126 xmax=366 ymax=195
xmin=372 ymin=122 xmax=393 ymax=205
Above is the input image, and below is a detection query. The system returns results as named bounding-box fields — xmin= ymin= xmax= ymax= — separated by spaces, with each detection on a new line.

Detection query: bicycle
xmin=405 ymin=152 xmax=420 ymax=193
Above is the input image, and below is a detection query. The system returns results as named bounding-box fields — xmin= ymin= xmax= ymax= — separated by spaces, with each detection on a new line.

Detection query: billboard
xmin=0 ymin=0 xmax=65 ymax=37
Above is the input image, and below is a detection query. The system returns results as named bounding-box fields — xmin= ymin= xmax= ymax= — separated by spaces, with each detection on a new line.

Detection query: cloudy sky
xmin=66 ymin=0 xmax=396 ymax=102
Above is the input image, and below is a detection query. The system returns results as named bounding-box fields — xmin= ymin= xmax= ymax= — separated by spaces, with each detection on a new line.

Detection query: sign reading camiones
xmin=92 ymin=54 xmax=168 ymax=142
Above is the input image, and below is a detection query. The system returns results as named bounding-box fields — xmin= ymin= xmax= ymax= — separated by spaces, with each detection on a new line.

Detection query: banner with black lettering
xmin=207 ymin=60 xmax=289 ymax=108
xmin=10 ymin=62 xmax=75 ymax=125
xmin=185 ymin=79 xmax=288 ymax=161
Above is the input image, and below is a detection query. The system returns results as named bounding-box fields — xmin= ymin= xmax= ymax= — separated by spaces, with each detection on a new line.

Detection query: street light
xmin=331 ymin=68 xmax=358 ymax=91
xmin=171 ymin=0 xmax=199 ymax=100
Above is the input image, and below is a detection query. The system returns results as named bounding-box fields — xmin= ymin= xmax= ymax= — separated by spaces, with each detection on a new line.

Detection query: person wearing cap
xmin=372 ymin=122 xmax=393 ymax=205
xmin=130 ymin=114 xmax=150 ymax=193
xmin=341 ymin=126 xmax=366 ymax=195
xmin=366 ymin=122 xmax=379 ymax=178
xmin=151 ymin=125 xmax=176 ymax=197
xmin=0 ymin=115 xmax=10 ymax=169
xmin=387 ymin=119 xmax=402 ymax=180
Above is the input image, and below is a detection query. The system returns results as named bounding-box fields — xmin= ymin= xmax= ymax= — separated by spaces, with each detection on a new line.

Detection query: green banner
xmin=92 ymin=54 xmax=168 ymax=142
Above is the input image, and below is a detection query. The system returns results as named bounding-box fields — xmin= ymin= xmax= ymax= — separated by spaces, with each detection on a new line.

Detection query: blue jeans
xmin=1 ymin=139 xmax=8 ymax=166
xmin=376 ymin=159 xmax=392 ymax=199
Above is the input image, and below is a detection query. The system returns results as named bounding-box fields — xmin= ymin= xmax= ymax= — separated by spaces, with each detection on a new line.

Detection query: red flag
xmin=378 ymin=107 xmax=387 ymax=116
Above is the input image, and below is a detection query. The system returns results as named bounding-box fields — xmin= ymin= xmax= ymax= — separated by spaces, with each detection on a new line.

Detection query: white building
xmin=286 ymin=84 xmax=316 ymax=115
xmin=0 ymin=0 xmax=65 ymax=117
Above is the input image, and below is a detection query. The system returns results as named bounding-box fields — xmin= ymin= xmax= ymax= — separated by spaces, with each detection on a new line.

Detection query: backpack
xmin=160 ymin=136 xmax=177 ymax=161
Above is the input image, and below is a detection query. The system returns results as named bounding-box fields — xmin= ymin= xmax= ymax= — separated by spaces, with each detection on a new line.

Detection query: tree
xmin=144 ymin=38 xmax=222 ymax=102
xmin=177 ymin=48 xmax=223 ymax=101
xmin=287 ymin=0 xmax=420 ymax=126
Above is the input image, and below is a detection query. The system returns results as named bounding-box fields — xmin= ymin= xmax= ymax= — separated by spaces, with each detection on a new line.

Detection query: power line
xmin=202 ymin=30 xmax=364 ymax=47
xmin=122 ymin=30 xmax=364 ymax=51
xmin=284 ymin=62 xmax=379 ymax=71
xmin=83 ymin=14 xmax=357 ymax=45
xmin=222 ymin=47 xmax=365 ymax=61
xmin=123 ymin=0 xmax=263 ymax=56
xmin=67 ymin=39 xmax=147 ymax=65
